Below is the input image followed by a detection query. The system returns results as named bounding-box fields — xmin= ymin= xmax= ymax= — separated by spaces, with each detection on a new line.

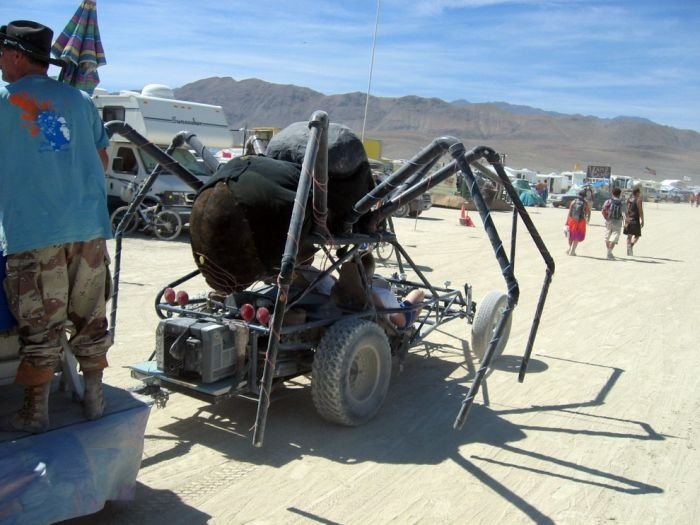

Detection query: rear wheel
xmin=110 ymin=206 xmax=139 ymax=234
xmin=471 ymin=291 xmax=512 ymax=362
xmin=312 ymin=319 xmax=392 ymax=426
xmin=153 ymin=210 xmax=183 ymax=240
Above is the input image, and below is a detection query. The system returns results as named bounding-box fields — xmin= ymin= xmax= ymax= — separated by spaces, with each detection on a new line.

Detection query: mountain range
xmin=175 ymin=76 xmax=700 ymax=183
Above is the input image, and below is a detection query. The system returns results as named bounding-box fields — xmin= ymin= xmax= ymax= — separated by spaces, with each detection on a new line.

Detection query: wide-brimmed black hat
xmin=0 ymin=20 xmax=64 ymax=66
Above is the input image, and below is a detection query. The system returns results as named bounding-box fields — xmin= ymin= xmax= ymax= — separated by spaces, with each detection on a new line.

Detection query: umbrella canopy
xmin=50 ymin=0 xmax=106 ymax=94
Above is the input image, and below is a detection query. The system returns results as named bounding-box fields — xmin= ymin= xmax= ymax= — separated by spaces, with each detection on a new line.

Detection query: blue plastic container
xmin=0 ymin=252 xmax=17 ymax=331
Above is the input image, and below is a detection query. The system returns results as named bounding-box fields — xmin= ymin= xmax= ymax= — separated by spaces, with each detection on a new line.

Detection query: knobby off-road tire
xmin=153 ymin=210 xmax=183 ymax=241
xmin=312 ymin=318 xmax=392 ymax=426
xmin=471 ymin=291 xmax=512 ymax=362
xmin=110 ymin=206 xmax=139 ymax=235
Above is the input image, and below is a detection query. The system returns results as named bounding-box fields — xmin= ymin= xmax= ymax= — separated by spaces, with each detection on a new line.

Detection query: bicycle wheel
xmin=374 ymin=241 xmax=394 ymax=261
xmin=153 ymin=210 xmax=183 ymax=240
xmin=110 ymin=206 xmax=139 ymax=234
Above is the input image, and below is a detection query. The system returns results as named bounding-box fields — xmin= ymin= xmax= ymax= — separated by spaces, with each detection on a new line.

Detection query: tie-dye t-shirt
xmin=0 ymin=74 xmax=111 ymax=254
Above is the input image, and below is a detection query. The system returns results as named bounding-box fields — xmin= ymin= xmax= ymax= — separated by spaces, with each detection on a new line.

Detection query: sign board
xmin=586 ymin=165 xmax=611 ymax=179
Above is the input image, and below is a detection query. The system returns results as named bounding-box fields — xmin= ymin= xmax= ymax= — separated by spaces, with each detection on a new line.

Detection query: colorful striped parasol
xmin=50 ymin=0 xmax=106 ymax=94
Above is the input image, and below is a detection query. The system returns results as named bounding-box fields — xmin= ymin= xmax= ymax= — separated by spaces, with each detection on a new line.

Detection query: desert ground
xmin=65 ymin=201 xmax=699 ymax=525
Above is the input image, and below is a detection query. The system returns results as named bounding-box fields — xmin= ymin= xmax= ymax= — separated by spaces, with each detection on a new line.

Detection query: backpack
xmin=608 ymin=198 xmax=623 ymax=220
xmin=570 ymin=198 xmax=585 ymax=220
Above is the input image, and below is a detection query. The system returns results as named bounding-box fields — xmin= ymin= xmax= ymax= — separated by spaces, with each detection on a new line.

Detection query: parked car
xmin=591 ymin=189 xmax=610 ymax=210
xmin=373 ymin=171 xmax=432 ymax=218
xmin=666 ymin=188 xmax=693 ymax=203
xmin=549 ymin=186 xmax=609 ymax=210
xmin=548 ymin=186 xmax=579 ymax=208
xmin=393 ymin=192 xmax=432 ymax=218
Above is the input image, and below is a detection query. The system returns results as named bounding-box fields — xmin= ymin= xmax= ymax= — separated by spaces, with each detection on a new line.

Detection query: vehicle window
xmin=139 ymin=147 xmax=210 ymax=177
xmin=102 ymin=105 xmax=126 ymax=122
xmin=115 ymin=147 xmax=138 ymax=175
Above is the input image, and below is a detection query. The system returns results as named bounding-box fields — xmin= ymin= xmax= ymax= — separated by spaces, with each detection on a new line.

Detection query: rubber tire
xmin=471 ymin=291 xmax=512 ymax=362
xmin=393 ymin=204 xmax=410 ymax=218
xmin=110 ymin=206 xmax=139 ymax=234
xmin=374 ymin=241 xmax=395 ymax=262
xmin=312 ymin=319 xmax=392 ymax=426
xmin=153 ymin=210 xmax=183 ymax=241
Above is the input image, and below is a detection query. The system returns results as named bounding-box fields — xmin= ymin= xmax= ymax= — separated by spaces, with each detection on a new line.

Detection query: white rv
xmin=536 ymin=173 xmax=568 ymax=194
xmin=92 ymin=84 xmax=234 ymax=208
xmin=504 ymin=167 xmax=538 ymax=184
xmin=560 ymin=170 xmax=587 ymax=188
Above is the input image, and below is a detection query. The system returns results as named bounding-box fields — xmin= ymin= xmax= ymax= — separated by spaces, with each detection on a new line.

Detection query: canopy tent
xmin=50 ymin=0 xmax=106 ymax=94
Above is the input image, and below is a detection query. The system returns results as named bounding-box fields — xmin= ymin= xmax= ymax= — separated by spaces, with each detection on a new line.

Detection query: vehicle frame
xmin=105 ymin=111 xmax=555 ymax=447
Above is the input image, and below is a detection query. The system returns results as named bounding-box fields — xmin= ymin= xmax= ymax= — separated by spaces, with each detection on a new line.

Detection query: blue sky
xmin=2 ymin=0 xmax=699 ymax=132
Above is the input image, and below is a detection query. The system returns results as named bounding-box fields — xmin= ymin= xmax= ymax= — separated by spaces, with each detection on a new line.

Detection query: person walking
xmin=601 ymin=187 xmax=625 ymax=260
xmin=565 ymin=190 xmax=589 ymax=256
xmin=583 ymin=184 xmax=594 ymax=223
xmin=0 ymin=20 xmax=113 ymax=433
xmin=623 ymin=187 xmax=644 ymax=256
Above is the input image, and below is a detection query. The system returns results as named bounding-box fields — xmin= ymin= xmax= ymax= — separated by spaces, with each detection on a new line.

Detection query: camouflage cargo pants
xmin=3 ymin=238 xmax=112 ymax=370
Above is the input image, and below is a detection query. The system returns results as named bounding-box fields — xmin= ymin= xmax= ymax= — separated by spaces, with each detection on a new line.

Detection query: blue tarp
xmin=520 ymin=189 xmax=545 ymax=207
xmin=0 ymin=385 xmax=151 ymax=524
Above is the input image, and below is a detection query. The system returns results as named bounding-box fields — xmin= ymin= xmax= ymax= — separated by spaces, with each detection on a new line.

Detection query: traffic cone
xmin=459 ymin=203 xmax=475 ymax=227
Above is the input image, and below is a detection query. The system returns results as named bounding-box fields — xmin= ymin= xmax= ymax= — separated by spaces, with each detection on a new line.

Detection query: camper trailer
xmin=536 ymin=173 xmax=568 ymax=194
xmin=561 ymin=171 xmax=587 ymax=189
xmin=92 ymin=84 xmax=235 ymax=209
xmin=504 ymin=167 xmax=538 ymax=184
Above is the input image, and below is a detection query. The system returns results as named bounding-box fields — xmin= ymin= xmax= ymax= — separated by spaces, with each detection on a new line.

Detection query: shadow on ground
xmin=59 ymin=482 xmax=211 ymax=525
xmin=128 ymin=341 xmax=665 ymax=525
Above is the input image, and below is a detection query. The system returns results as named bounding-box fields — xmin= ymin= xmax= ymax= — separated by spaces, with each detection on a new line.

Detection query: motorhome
xmin=610 ymin=174 xmax=634 ymax=191
xmin=92 ymin=84 xmax=235 ymax=209
xmin=536 ymin=173 xmax=568 ymax=194
xmin=560 ymin=170 xmax=587 ymax=189
xmin=504 ymin=166 xmax=538 ymax=184
xmin=635 ymin=179 xmax=661 ymax=201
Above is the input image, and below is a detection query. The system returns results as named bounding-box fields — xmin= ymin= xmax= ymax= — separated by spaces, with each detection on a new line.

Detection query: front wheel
xmin=312 ymin=319 xmax=392 ymax=426
xmin=153 ymin=210 xmax=183 ymax=241
xmin=471 ymin=291 xmax=513 ymax=362
xmin=110 ymin=206 xmax=139 ymax=234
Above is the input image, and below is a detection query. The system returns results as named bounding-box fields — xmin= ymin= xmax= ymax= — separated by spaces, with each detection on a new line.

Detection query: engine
xmin=156 ymin=317 xmax=246 ymax=383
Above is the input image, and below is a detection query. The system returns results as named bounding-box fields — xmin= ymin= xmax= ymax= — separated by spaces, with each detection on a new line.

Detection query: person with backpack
xmin=565 ymin=190 xmax=589 ymax=255
xmin=602 ymin=187 xmax=625 ymax=259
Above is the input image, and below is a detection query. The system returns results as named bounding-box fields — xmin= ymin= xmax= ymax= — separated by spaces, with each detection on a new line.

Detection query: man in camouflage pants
xmin=1 ymin=21 xmax=113 ymax=433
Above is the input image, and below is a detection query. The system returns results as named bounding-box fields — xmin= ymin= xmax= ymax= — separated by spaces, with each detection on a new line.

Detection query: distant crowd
xmin=563 ymin=186 xmax=645 ymax=259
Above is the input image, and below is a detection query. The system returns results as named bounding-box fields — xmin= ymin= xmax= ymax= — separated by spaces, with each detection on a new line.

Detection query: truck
xmin=92 ymin=84 xmax=235 ymax=211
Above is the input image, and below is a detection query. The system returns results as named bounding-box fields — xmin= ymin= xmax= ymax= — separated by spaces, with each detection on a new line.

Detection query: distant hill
xmin=175 ymin=76 xmax=700 ymax=182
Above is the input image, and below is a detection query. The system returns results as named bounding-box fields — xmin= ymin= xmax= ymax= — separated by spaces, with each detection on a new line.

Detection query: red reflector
xmin=240 ymin=303 xmax=255 ymax=322
xmin=256 ymin=306 xmax=271 ymax=325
